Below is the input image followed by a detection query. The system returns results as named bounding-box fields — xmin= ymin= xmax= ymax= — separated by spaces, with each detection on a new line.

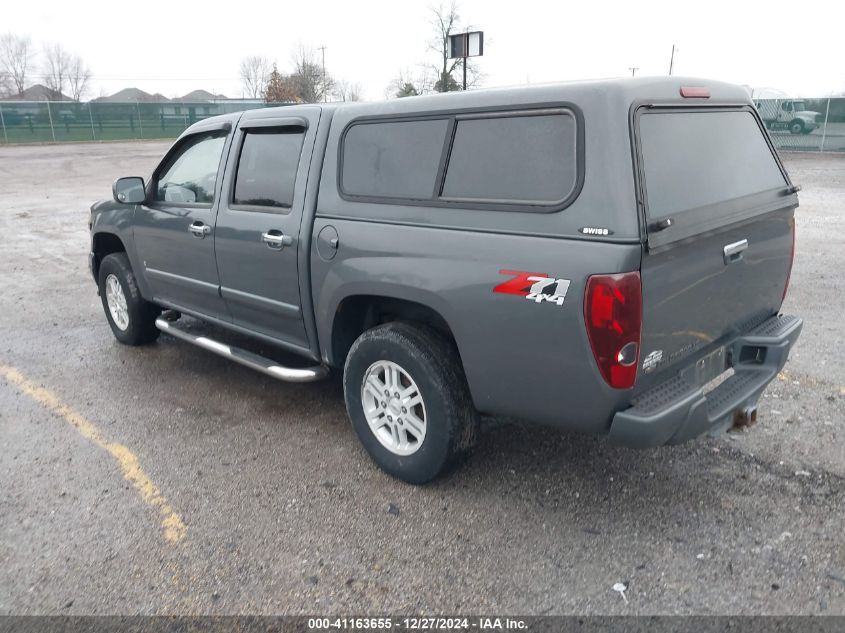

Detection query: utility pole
xmin=629 ymin=67 xmax=639 ymax=77
xmin=669 ymin=44 xmax=676 ymax=75
xmin=318 ymin=45 xmax=327 ymax=102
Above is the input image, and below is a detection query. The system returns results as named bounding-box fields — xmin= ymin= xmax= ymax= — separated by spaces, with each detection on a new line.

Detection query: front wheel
xmin=98 ymin=252 xmax=160 ymax=345
xmin=343 ymin=322 xmax=478 ymax=484
xmin=789 ymin=120 xmax=805 ymax=135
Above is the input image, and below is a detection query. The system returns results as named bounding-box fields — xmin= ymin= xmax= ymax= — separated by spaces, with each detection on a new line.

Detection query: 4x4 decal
xmin=493 ymin=270 xmax=571 ymax=306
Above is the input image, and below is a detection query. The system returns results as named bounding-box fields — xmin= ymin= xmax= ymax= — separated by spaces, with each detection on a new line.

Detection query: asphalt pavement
xmin=0 ymin=141 xmax=843 ymax=615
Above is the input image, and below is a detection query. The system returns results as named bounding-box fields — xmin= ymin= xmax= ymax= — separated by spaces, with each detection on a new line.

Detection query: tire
xmin=789 ymin=120 xmax=804 ymax=135
xmin=343 ymin=322 xmax=478 ymax=484
xmin=97 ymin=252 xmax=160 ymax=345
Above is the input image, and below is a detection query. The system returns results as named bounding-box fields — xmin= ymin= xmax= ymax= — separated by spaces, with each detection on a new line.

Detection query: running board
xmin=155 ymin=318 xmax=329 ymax=383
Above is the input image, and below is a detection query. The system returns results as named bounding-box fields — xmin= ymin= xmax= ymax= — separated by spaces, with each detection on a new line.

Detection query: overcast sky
xmin=7 ymin=0 xmax=845 ymax=100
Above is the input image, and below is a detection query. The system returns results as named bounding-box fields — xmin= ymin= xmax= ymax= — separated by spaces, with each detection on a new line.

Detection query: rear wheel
xmin=98 ymin=252 xmax=160 ymax=345
xmin=343 ymin=322 xmax=478 ymax=484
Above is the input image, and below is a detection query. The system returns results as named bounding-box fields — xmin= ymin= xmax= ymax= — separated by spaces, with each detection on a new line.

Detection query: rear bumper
xmin=609 ymin=314 xmax=803 ymax=448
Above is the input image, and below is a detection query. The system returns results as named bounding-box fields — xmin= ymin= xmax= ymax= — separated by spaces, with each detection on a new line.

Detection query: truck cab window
xmin=155 ymin=131 xmax=226 ymax=204
xmin=233 ymin=127 xmax=305 ymax=209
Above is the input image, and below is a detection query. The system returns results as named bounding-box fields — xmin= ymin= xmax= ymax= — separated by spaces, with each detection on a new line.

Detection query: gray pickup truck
xmin=89 ymin=77 xmax=802 ymax=483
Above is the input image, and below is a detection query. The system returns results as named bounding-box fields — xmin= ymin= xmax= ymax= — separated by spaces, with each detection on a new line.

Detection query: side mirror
xmin=113 ymin=177 xmax=146 ymax=204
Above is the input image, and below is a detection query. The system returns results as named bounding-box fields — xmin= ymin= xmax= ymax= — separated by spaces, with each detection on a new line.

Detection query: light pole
xmin=629 ymin=67 xmax=639 ymax=77
xmin=669 ymin=44 xmax=676 ymax=75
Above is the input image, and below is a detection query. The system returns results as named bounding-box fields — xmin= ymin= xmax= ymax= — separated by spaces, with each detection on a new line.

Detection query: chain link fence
xmin=1 ymin=96 xmax=844 ymax=152
xmin=0 ymin=100 xmax=270 ymax=144
xmin=754 ymin=97 xmax=844 ymax=152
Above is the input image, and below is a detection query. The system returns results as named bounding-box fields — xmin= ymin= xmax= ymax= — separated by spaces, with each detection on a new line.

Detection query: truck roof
xmin=185 ymin=76 xmax=752 ymax=134
xmin=325 ymin=76 xmax=752 ymax=117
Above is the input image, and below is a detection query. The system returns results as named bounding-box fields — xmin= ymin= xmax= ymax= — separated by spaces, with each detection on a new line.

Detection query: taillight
xmin=680 ymin=86 xmax=710 ymax=98
xmin=782 ymin=217 xmax=795 ymax=302
xmin=584 ymin=272 xmax=642 ymax=389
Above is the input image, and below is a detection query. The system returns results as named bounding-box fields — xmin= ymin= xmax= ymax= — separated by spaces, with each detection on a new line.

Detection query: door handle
xmin=261 ymin=230 xmax=293 ymax=250
xmin=723 ymin=239 xmax=748 ymax=264
xmin=189 ymin=221 xmax=211 ymax=238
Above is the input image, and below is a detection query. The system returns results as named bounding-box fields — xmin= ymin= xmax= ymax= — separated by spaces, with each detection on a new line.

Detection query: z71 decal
xmin=493 ymin=270 xmax=571 ymax=306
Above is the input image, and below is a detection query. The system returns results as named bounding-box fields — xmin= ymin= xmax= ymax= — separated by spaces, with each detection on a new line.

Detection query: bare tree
xmin=388 ymin=68 xmax=433 ymax=98
xmin=43 ymin=43 xmax=72 ymax=99
xmin=289 ymin=45 xmax=334 ymax=103
xmin=68 ymin=55 xmax=91 ymax=101
xmin=239 ymin=55 xmax=271 ymax=99
xmin=333 ymin=79 xmax=362 ymax=102
xmin=0 ymin=33 xmax=33 ymax=96
xmin=0 ymin=72 xmax=13 ymax=98
xmin=428 ymin=1 xmax=481 ymax=92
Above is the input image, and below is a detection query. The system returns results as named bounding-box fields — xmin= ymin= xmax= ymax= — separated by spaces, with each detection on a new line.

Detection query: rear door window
xmin=639 ymin=109 xmax=787 ymax=222
xmin=233 ymin=127 xmax=305 ymax=210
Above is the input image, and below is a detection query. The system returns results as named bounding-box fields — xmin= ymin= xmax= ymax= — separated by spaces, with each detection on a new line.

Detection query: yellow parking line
xmin=0 ymin=364 xmax=187 ymax=544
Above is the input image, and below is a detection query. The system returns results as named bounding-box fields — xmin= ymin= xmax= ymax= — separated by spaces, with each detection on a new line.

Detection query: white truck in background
xmin=754 ymin=98 xmax=820 ymax=134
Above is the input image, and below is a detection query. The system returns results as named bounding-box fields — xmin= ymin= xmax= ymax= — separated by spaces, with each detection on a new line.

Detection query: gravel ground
xmin=0 ymin=141 xmax=843 ymax=616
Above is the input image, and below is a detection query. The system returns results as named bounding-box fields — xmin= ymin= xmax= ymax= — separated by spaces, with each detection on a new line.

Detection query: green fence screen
xmin=0 ymin=100 xmax=273 ymax=144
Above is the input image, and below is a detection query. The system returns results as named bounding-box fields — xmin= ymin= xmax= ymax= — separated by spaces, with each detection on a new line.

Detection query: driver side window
xmin=155 ymin=131 xmax=226 ymax=204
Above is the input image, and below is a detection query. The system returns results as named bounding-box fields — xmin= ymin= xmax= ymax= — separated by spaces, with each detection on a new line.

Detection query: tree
xmin=239 ymin=55 xmax=271 ymax=99
xmin=0 ymin=33 xmax=33 ymax=96
xmin=333 ymin=79 xmax=362 ymax=102
xmin=0 ymin=72 xmax=12 ymax=98
xmin=68 ymin=55 xmax=91 ymax=101
xmin=388 ymin=68 xmax=433 ymax=98
xmin=43 ymin=43 xmax=72 ymax=99
xmin=263 ymin=64 xmax=297 ymax=103
xmin=289 ymin=45 xmax=333 ymax=103
xmin=428 ymin=1 xmax=481 ymax=92
xmin=395 ymin=82 xmax=419 ymax=98
xmin=434 ymin=71 xmax=460 ymax=93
